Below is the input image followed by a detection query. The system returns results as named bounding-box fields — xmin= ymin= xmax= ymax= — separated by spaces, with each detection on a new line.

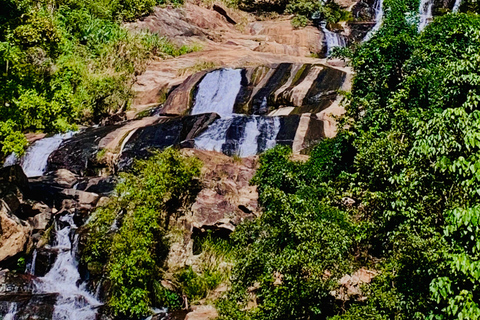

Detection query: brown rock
xmin=0 ymin=200 xmax=31 ymax=262
xmin=60 ymin=189 xmax=100 ymax=207
xmin=161 ymin=71 xmax=208 ymax=116
xmin=27 ymin=203 xmax=52 ymax=231
xmin=185 ymin=305 xmax=218 ymax=320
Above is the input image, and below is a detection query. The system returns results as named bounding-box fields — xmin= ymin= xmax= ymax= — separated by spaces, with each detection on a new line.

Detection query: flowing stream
xmin=31 ymin=213 xmax=101 ymax=320
xmin=3 ymin=132 xmax=73 ymax=177
xmin=418 ymin=0 xmax=434 ymax=32
xmin=363 ymin=0 xmax=384 ymax=41
xmin=195 ymin=115 xmax=281 ymax=157
xmin=191 ymin=68 xmax=242 ymax=118
xmin=452 ymin=0 xmax=462 ymax=12
xmin=320 ymin=22 xmax=346 ymax=56
xmin=192 ymin=68 xmax=281 ymax=156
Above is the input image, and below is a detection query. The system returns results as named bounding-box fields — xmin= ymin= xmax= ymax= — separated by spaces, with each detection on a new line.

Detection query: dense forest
xmin=214 ymin=2 xmax=480 ymax=319
xmin=2 ymin=0 xmax=480 ymax=318
xmin=0 ymin=0 xmax=191 ymax=155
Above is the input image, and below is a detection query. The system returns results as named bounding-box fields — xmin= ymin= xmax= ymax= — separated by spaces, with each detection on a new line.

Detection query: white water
xmin=191 ymin=69 xmax=243 ymax=118
xmin=25 ymin=249 xmax=38 ymax=275
xmin=363 ymin=0 xmax=384 ymax=41
xmin=320 ymin=22 xmax=346 ymax=56
xmin=3 ymin=132 xmax=74 ymax=177
xmin=195 ymin=116 xmax=281 ymax=157
xmin=418 ymin=0 xmax=434 ymax=32
xmin=194 ymin=118 xmax=235 ymax=153
xmin=34 ymin=214 xmax=101 ymax=320
xmin=4 ymin=303 xmax=18 ymax=320
xmin=259 ymin=117 xmax=281 ymax=151
xmin=238 ymin=118 xmax=261 ymax=157
xmin=452 ymin=0 xmax=462 ymax=12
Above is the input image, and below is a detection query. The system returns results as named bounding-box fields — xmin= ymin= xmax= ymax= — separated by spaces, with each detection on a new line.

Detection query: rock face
xmin=166 ymin=149 xmax=259 ymax=272
xmin=188 ymin=149 xmax=258 ymax=232
xmin=118 ymin=113 xmax=220 ymax=169
xmin=161 ymin=63 xmax=346 ymax=116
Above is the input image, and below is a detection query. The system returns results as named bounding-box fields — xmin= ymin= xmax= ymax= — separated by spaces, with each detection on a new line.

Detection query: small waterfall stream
xmin=3 ymin=132 xmax=74 ymax=177
xmin=32 ymin=213 xmax=101 ymax=320
xmin=192 ymin=68 xmax=281 ymax=157
xmin=418 ymin=0 xmax=434 ymax=32
xmin=195 ymin=116 xmax=281 ymax=157
xmin=363 ymin=0 xmax=384 ymax=41
xmin=452 ymin=0 xmax=462 ymax=12
xmin=320 ymin=22 xmax=346 ymax=56
xmin=4 ymin=303 xmax=18 ymax=320
xmin=191 ymin=68 xmax=242 ymax=118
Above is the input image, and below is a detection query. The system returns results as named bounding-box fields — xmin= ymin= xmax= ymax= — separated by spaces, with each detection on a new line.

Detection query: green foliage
xmin=83 ymin=149 xmax=201 ymax=318
xmin=219 ymin=146 xmax=355 ymax=320
xmin=0 ymin=0 xmax=194 ymax=157
xmin=220 ymin=3 xmax=480 ymax=320
xmin=176 ymin=234 xmax=234 ymax=303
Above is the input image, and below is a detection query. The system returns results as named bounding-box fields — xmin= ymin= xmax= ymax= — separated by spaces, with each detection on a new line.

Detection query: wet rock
xmin=0 ymin=293 xmax=57 ymax=320
xmin=212 ymin=4 xmax=237 ymax=24
xmin=0 ymin=165 xmax=29 ymax=217
xmin=162 ymin=71 xmax=209 ymax=116
xmin=0 ymin=165 xmax=29 ymax=193
xmin=60 ymin=189 xmax=100 ymax=208
xmin=33 ymin=248 xmax=57 ymax=277
xmin=118 ymin=114 xmax=220 ymax=170
xmin=28 ymin=169 xmax=78 ymax=189
xmin=27 ymin=203 xmax=52 ymax=231
xmin=48 ymin=125 xmax=122 ymax=175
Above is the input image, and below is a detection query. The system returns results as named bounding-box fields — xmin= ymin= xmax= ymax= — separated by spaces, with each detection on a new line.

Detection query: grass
xmin=177 ymin=60 xmax=218 ymax=77
xmin=175 ymin=234 xmax=234 ymax=304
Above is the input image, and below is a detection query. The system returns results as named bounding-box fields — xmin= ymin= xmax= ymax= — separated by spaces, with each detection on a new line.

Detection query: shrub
xmin=83 ymin=149 xmax=202 ymax=318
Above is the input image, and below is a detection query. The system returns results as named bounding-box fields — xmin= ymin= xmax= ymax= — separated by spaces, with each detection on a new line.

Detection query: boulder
xmin=185 ymin=305 xmax=218 ymax=320
xmin=27 ymin=203 xmax=52 ymax=231
xmin=187 ymin=149 xmax=258 ymax=233
xmin=0 ymin=165 xmax=29 ymax=192
xmin=60 ymin=189 xmax=100 ymax=208
xmin=0 ymin=200 xmax=31 ymax=263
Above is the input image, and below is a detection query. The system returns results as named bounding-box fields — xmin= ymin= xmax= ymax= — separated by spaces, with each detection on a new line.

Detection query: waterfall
xmin=4 ymin=303 xmax=18 ymax=320
xmin=191 ymin=68 xmax=243 ymax=118
xmin=452 ymin=0 xmax=462 ymax=12
xmin=3 ymin=132 xmax=74 ymax=177
xmin=320 ymin=22 xmax=346 ymax=56
xmin=238 ymin=118 xmax=261 ymax=157
xmin=194 ymin=118 xmax=235 ymax=153
xmin=418 ymin=0 xmax=434 ymax=32
xmin=363 ymin=0 xmax=384 ymax=41
xmin=33 ymin=213 xmax=101 ymax=320
xmin=194 ymin=116 xmax=281 ymax=157
xmin=25 ymin=249 xmax=38 ymax=275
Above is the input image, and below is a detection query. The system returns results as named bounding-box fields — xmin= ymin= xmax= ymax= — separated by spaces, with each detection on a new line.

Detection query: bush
xmin=83 ymin=149 xmax=202 ymax=318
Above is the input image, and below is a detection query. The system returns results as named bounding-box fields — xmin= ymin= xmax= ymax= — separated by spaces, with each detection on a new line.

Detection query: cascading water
xmin=3 ymin=303 xmax=18 ymax=320
xmin=3 ymin=132 xmax=74 ymax=177
xmin=452 ymin=0 xmax=462 ymax=12
xmin=363 ymin=0 xmax=384 ymax=41
xmin=192 ymin=68 xmax=281 ymax=157
xmin=194 ymin=118 xmax=235 ymax=153
xmin=418 ymin=0 xmax=434 ymax=32
xmin=32 ymin=213 xmax=101 ymax=320
xmin=25 ymin=249 xmax=38 ymax=275
xmin=195 ymin=116 xmax=281 ymax=157
xmin=320 ymin=21 xmax=346 ymax=56
xmin=191 ymin=68 xmax=242 ymax=118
